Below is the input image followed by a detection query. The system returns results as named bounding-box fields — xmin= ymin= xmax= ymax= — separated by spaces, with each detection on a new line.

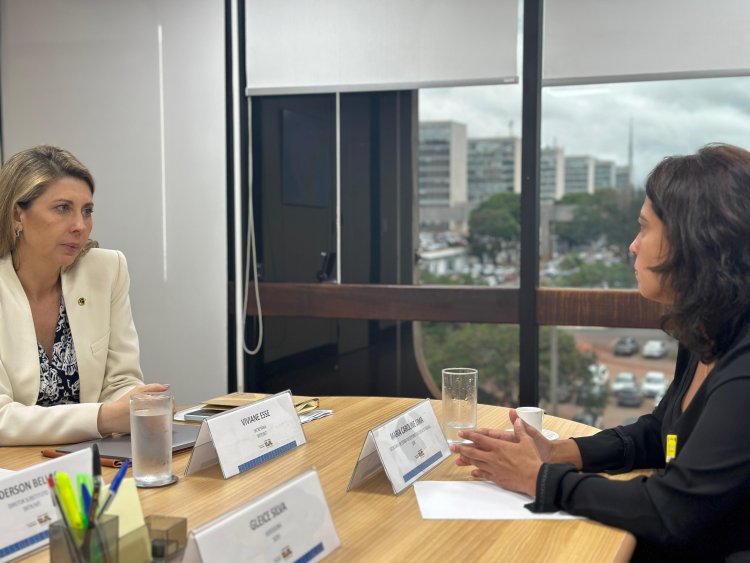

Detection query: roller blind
xmin=245 ymin=0 xmax=518 ymax=95
xmin=543 ymin=0 xmax=750 ymax=86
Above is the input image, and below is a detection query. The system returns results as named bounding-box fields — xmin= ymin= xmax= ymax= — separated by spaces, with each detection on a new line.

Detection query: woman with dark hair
xmin=452 ymin=144 xmax=750 ymax=561
xmin=0 ymin=145 xmax=168 ymax=446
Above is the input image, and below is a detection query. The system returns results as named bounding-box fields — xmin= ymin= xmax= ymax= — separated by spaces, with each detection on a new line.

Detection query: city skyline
xmin=419 ymin=76 xmax=750 ymax=187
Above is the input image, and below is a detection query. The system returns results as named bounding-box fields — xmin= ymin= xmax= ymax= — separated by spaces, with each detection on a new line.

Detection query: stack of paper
xmin=175 ymin=393 xmax=324 ymax=422
xmin=299 ymin=410 xmax=334 ymax=424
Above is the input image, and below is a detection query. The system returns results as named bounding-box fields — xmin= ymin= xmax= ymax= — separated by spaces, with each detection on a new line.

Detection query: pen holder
xmin=49 ymin=514 xmax=119 ymax=563
xmin=146 ymin=515 xmax=188 ymax=562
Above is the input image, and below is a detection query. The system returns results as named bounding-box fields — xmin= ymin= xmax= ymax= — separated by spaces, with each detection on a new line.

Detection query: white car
xmin=641 ymin=371 xmax=668 ymax=398
xmin=588 ymin=364 xmax=610 ymax=386
xmin=642 ymin=339 xmax=668 ymax=358
xmin=611 ymin=372 xmax=637 ymax=395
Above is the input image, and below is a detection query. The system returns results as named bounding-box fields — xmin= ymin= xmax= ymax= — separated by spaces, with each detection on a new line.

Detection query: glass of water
xmin=442 ymin=368 xmax=478 ymax=444
xmin=130 ymin=392 xmax=175 ymax=487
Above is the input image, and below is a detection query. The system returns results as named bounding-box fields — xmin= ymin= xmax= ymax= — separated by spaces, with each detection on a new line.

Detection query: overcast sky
xmin=419 ymin=76 xmax=750 ymax=187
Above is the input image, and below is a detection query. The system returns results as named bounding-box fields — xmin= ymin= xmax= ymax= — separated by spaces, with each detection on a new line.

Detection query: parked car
xmin=611 ymin=372 xmax=637 ymax=395
xmin=617 ymin=387 xmax=644 ymax=407
xmin=641 ymin=371 xmax=668 ymax=397
xmin=642 ymin=339 xmax=668 ymax=358
xmin=588 ymin=364 xmax=610 ymax=386
xmin=613 ymin=336 xmax=639 ymax=356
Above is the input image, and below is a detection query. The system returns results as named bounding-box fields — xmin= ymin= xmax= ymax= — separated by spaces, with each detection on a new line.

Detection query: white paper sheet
xmin=0 ymin=468 xmax=13 ymax=477
xmin=414 ymin=481 xmax=583 ymax=520
xmin=299 ymin=409 xmax=334 ymax=424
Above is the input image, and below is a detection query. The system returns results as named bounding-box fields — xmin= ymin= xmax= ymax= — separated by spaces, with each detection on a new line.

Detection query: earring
xmin=15 ymin=227 xmax=21 ymax=239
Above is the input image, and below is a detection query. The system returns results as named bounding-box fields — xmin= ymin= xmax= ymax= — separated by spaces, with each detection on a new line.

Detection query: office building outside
xmin=419 ymin=121 xmax=470 ymax=232
xmin=418 ymin=121 xmax=467 ymax=208
xmin=540 ymin=147 xmax=565 ymax=201
xmin=594 ymin=159 xmax=616 ymax=189
xmin=564 ymin=155 xmax=595 ymax=195
xmin=467 ymin=136 xmax=521 ymax=202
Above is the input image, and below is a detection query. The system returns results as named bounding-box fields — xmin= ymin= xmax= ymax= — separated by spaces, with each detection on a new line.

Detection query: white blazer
xmin=0 ymin=248 xmax=144 ymax=446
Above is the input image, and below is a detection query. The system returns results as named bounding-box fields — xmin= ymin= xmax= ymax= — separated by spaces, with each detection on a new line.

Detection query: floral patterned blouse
xmin=35 ymin=298 xmax=81 ymax=406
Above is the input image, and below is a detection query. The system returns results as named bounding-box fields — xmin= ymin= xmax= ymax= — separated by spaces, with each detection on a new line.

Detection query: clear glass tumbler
xmin=130 ymin=392 xmax=174 ymax=487
xmin=442 ymin=367 xmax=478 ymax=444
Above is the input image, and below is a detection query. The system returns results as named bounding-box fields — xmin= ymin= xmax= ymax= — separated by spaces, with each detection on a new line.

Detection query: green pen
xmin=76 ymin=473 xmax=94 ymax=527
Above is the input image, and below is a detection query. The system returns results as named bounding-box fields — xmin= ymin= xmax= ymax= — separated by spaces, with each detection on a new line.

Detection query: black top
xmin=528 ymin=332 xmax=750 ymax=562
xmin=35 ymin=298 xmax=81 ymax=406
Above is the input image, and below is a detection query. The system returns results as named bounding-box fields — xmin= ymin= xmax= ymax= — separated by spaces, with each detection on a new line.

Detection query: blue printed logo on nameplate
xmin=238 ymin=441 xmax=298 ymax=473
xmin=403 ymin=451 xmax=443 ymax=482
xmin=0 ymin=531 xmax=49 ymax=559
xmin=295 ymin=542 xmax=325 ymax=563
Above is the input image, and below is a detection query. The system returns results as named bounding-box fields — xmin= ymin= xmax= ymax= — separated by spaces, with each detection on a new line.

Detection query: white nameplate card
xmin=348 ymin=399 xmax=449 ymax=495
xmin=0 ymin=449 xmax=92 ymax=562
xmin=183 ymin=468 xmax=340 ymax=563
xmin=185 ymin=390 xmax=307 ymax=479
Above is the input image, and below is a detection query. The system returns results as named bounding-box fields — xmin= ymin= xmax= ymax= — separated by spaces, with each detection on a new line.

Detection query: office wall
xmin=0 ymin=0 xmax=227 ymax=404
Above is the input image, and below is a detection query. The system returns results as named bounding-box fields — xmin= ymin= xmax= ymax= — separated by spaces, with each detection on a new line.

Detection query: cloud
xmin=419 ymin=76 xmax=750 ymax=186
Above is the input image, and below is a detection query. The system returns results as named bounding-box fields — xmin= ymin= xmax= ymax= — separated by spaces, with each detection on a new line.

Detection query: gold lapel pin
xmin=78 ymin=297 xmax=86 ymax=306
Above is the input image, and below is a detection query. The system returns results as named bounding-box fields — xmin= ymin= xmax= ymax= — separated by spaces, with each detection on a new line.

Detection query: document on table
xmin=414 ymin=481 xmax=583 ymax=520
xmin=0 ymin=468 xmax=13 ymax=477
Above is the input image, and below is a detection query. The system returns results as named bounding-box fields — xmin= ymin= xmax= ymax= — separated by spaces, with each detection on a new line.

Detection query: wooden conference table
xmin=4 ymin=396 xmax=635 ymax=562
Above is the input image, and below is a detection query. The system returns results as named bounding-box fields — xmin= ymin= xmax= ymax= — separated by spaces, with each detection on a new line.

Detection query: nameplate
xmin=0 ymin=449 xmax=92 ymax=562
xmin=185 ymin=390 xmax=307 ymax=479
xmin=183 ymin=469 xmax=340 ymax=563
xmin=347 ymin=399 xmax=449 ymax=495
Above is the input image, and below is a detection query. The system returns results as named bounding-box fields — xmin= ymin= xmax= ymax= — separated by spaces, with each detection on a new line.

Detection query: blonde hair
xmin=0 ymin=145 xmax=98 ymax=268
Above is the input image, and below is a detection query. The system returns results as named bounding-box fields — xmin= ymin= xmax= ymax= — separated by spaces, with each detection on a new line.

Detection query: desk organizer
xmin=49 ymin=514 xmax=119 ymax=563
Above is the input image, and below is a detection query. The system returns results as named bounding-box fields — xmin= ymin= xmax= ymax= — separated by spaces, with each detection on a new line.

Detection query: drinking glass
xmin=130 ymin=393 xmax=175 ymax=487
xmin=442 ymin=368 xmax=478 ymax=444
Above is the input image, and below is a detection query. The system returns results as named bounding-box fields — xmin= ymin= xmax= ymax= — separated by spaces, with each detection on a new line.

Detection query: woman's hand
xmin=508 ymin=409 xmax=558 ymax=462
xmin=97 ymin=383 xmax=170 ymax=435
xmin=451 ymin=416 xmax=543 ymax=497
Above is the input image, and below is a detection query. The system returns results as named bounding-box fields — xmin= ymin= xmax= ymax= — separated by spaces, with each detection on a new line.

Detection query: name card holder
xmin=182 ymin=469 xmax=340 ymax=563
xmin=348 ymin=399 xmax=450 ymax=495
xmin=185 ymin=390 xmax=307 ymax=479
xmin=0 ymin=449 xmax=92 ymax=562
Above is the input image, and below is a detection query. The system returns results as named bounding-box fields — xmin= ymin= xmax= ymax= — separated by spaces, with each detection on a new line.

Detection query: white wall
xmin=0 ymin=0 xmax=228 ymax=404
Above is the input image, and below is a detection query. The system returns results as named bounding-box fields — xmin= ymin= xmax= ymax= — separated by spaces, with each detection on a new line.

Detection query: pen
xmin=81 ymin=484 xmax=92 ymax=527
xmin=76 ymin=473 xmax=93 ymax=527
xmin=82 ymin=444 xmax=103 ymax=555
xmin=98 ymin=458 xmax=129 ymax=517
xmin=88 ymin=444 xmax=103 ymax=525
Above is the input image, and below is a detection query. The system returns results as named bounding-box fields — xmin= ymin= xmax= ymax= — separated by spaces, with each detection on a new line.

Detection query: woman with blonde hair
xmin=0 ymin=145 xmax=167 ymax=445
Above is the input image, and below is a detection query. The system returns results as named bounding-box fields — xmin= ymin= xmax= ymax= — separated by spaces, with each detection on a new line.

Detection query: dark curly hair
xmin=646 ymin=143 xmax=750 ymax=363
